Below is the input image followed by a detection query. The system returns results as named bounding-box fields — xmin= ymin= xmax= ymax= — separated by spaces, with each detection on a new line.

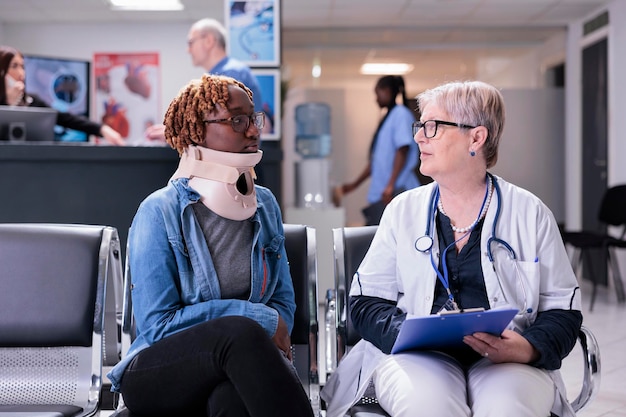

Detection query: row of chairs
xmin=560 ymin=184 xmax=626 ymax=311
xmin=0 ymin=223 xmax=320 ymax=417
xmin=0 ymin=223 xmax=123 ymax=417
xmin=0 ymin=223 xmax=601 ymax=417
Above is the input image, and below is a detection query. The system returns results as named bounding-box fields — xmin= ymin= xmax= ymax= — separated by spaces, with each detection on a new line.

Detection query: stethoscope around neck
xmin=414 ymin=173 xmax=516 ymax=262
xmin=414 ymin=174 xmax=529 ymax=314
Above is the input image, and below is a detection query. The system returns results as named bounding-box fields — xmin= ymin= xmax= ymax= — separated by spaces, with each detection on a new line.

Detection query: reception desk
xmin=0 ymin=142 xmax=283 ymax=253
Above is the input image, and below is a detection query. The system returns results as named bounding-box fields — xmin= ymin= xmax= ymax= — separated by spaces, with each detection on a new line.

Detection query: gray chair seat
xmin=0 ymin=223 xmax=123 ymax=417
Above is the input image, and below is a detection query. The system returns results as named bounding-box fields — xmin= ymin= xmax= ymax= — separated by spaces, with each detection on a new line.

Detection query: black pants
xmin=119 ymin=316 xmax=314 ymax=417
xmin=362 ymin=188 xmax=406 ymax=226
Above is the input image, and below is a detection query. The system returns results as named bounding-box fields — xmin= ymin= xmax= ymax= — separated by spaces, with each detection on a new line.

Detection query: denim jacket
xmin=108 ymin=178 xmax=295 ymax=391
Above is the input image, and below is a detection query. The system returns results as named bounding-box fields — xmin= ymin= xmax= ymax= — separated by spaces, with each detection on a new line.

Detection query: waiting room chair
xmin=112 ymin=224 xmax=321 ymax=416
xmin=561 ymin=184 xmax=626 ymax=311
xmin=326 ymin=226 xmax=601 ymax=417
xmin=0 ymin=223 xmax=123 ymax=417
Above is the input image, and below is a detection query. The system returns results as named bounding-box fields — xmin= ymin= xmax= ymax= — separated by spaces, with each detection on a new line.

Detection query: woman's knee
xmin=469 ymin=362 xmax=554 ymax=417
xmin=217 ymin=315 xmax=265 ymax=333
xmin=208 ymin=316 xmax=270 ymax=345
xmin=374 ymin=353 xmax=470 ymax=417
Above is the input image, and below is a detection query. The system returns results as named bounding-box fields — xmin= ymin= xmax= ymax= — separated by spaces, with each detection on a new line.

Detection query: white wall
xmin=493 ymin=89 xmax=565 ymax=223
xmin=608 ymin=0 xmax=626 ymax=187
xmin=478 ymin=51 xmax=544 ymax=88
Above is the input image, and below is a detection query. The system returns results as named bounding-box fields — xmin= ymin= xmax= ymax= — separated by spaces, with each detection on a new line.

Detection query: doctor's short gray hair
xmin=417 ymin=80 xmax=505 ymax=169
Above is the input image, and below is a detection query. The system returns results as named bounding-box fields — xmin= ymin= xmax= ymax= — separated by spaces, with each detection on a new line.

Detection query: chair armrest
xmin=120 ymin=249 xmax=135 ymax=360
xmin=570 ymin=325 xmax=601 ymax=412
xmin=306 ymin=320 xmax=321 ymax=417
xmin=325 ymin=288 xmax=338 ymax=377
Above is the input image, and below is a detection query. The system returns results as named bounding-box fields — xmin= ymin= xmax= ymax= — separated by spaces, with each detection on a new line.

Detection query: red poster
xmin=94 ymin=52 xmax=162 ymax=145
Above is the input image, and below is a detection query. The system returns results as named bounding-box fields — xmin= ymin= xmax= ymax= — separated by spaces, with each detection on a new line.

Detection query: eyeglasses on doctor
xmin=412 ymin=119 xmax=477 ymax=138
xmin=205 ymin=112 xmax=265 ymax=133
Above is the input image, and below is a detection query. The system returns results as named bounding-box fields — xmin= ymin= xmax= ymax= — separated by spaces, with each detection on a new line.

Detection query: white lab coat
xmin=321 ymin=175 xmax=582 ymax=417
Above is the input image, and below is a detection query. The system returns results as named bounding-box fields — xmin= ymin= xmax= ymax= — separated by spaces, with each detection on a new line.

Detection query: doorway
xmin=581 ymin=37 xmax=608 ymax=283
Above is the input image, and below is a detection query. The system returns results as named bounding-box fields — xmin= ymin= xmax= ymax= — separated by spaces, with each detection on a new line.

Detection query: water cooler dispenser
xmin=294 ymin=102 xmax=332 ymax=208
xmin=286 ymin=101 xmax=345 ymax=384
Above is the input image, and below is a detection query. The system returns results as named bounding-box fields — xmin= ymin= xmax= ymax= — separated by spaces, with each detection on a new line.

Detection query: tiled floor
xmin=562 ymin=279 xmax=626 ymax=417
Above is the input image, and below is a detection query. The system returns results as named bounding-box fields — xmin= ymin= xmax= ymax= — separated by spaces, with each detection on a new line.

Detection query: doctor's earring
xmin=470 ymin=150 xmax=476 ymax=157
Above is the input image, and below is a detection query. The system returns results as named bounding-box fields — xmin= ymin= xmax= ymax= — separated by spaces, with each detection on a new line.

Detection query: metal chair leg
xmin=581 ymin=249 xmax=598 ymax=311
xmin=607 ymin=248 xmax=626 ymax=303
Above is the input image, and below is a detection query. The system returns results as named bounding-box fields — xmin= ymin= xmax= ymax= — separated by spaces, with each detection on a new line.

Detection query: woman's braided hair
xmin=164 ymin=73 xmax=253 ymax=155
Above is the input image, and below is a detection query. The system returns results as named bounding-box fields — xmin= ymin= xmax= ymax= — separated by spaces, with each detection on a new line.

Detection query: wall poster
xmin=93 ymin=52 xmax=162 ymax=145
xmin=253 ymin=68 xmax=281 ymax=140
xmin=225 ymin=1 xmax=280 ymax=67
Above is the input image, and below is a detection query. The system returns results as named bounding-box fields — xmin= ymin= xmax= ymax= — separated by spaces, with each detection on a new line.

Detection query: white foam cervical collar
xmin=171 ymin=146 xmax=263 ymax=220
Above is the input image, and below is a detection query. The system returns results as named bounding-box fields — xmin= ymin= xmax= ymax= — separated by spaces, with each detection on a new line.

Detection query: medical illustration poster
xmin=225 ymin=1 xmax=280 ymax=67
xmin=93 ymin=52 xmax=162 ymax=145
xmin=253 ymin=69 xmax=281 ymax=140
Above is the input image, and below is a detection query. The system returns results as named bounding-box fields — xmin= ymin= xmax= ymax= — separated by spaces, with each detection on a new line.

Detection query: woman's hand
xmin=464 ymin=329 xmax=540 ymax=364
xmin=100 ymin=124 xmax=126 ymax=146
xmin=272 ymin=315 xmax=292 ymax=361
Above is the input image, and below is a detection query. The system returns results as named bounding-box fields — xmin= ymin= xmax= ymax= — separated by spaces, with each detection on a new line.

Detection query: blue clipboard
xmin=391 ymin=308 xmax=518 ymax=354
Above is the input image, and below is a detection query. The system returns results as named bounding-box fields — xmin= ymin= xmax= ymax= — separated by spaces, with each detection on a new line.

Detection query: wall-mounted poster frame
xmin=253 ymin=68 xmax=281 ymax=140
xmin=225 ymin=0 xmax=280 ymax=68
xmin=93 ymin=52 xmax=161 ymax=145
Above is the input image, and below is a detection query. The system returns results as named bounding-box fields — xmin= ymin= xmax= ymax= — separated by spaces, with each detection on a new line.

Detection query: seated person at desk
xmin=321 ymin=80 xmax=583 ymax=417
xmin=0 ymin=45 xmax=124 ymax=145
xmin=107 ymin=73 xmax=314 ymax=417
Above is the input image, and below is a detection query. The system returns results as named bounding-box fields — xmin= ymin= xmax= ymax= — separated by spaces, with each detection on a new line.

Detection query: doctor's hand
xmin=464 ymin=329 xmax=540 ymax=364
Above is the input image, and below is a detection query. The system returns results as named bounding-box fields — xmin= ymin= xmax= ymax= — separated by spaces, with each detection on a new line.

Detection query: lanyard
xmin=430 ymin=231 xmax=470 ymax=311
xmin=431 ymin=178 xmax=491 ymax=311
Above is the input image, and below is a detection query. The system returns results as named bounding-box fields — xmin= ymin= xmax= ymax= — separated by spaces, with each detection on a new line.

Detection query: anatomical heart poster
xmin=93 ymin=52 xmax=162 ymax=146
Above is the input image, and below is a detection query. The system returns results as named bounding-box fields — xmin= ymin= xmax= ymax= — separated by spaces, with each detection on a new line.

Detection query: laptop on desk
xmin=0 ymin=105 xmax=57 ymax=142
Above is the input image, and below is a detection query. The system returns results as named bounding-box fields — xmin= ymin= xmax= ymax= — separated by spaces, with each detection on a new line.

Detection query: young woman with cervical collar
xmin=107 ymin=74 xmax=314 ymax=417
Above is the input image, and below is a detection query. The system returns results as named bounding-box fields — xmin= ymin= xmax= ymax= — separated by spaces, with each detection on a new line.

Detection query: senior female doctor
xmin=321 ymin=80 xmax=583 ymax=417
